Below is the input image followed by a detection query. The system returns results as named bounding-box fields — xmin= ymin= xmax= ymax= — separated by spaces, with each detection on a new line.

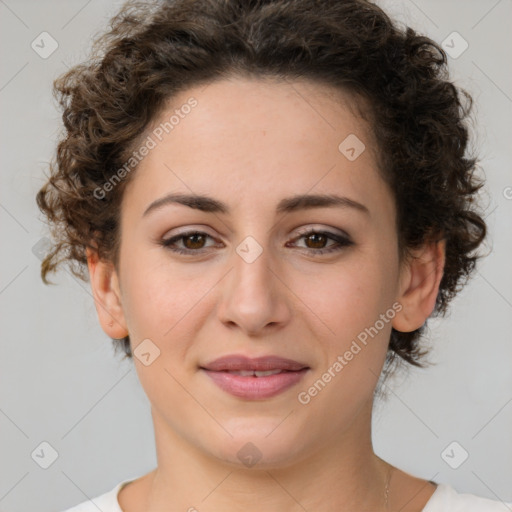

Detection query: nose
xmin=217 ymin=241 xmax=292 ymax=337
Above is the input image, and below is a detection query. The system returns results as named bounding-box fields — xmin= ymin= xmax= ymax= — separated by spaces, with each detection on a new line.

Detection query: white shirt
xmin=61 ymin=477 xmax=512 ymax=511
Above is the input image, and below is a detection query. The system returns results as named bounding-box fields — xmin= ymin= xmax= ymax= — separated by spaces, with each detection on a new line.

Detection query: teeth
xmin=255 ymin=369 xmax=283 ymax=377
xmin=226 ymin=369 xmax=284 ymax=377
xmin=233 ymin=370 xmax=257 ymax=376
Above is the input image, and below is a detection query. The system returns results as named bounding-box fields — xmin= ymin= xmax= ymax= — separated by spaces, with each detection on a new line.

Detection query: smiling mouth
xmin=199 ymin=355 xmax=310 ymax=399
xmin=199 ymin=354 xmax=310 ymax=399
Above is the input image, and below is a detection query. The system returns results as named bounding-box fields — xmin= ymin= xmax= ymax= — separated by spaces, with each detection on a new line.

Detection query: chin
xmin=202 ymin=425 xmax=311 ymax=470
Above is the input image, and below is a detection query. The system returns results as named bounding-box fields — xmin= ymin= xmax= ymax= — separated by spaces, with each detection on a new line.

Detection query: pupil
xmin=186 ymin=234 xmax=204 ymax=249
xmin=307 ymin=233 xmax=326 ymax=249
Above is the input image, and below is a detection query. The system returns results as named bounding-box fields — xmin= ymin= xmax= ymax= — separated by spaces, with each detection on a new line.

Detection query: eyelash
xmin=159 ymin=229 xmax=353 ymax=256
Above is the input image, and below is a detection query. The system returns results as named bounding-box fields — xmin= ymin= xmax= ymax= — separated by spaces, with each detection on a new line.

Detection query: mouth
xmin=200 ymin=354 xmax=309 ymax=372
xmin=214 ymin=369 xmax=293 ymax=377
xmin=199 ymin=354 xmax=310 ymax=399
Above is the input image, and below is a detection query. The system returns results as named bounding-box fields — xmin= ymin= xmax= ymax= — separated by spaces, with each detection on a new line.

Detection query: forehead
xmin=122 ymin=76 xmax=389 ymax=220
xmin=160 ymin=75 xmax=375 ymax=157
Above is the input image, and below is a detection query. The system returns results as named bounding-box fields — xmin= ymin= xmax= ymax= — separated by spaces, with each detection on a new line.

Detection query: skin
xmin=87 ymin=76 xmax=445 ymax=511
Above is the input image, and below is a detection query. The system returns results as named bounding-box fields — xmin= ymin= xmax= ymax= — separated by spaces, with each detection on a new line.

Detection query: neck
xmin=144 ymin=399 xmax=391 ymax=511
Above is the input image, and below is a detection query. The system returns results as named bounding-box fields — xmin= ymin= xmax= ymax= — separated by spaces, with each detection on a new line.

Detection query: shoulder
xmin=423 ymin=483 xmax=512 ymax=512
xmin=58 ymin=480 xmax=130 ymax=512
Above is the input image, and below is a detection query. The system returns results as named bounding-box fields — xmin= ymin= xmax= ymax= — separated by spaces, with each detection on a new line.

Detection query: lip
xmin=200 ymin=355 xmax=310 ymax=400
xmin=201 ymin=354 xmax=309 ymax=372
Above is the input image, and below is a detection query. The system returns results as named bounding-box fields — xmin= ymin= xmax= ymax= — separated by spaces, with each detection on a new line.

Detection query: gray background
xmin=0 ymin=0 xmax=511 ymax=510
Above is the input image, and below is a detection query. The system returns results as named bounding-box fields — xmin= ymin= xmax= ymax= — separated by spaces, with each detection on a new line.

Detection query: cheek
xmin=301 ymin=253 xmax=397 ymax=344
xmin=119 ymin=249 xmax=218 ymax=349
xmin=118 ymin=246 xmax=172 ymax=339
xmin=295 ymin=262 xmax=396 ymax=414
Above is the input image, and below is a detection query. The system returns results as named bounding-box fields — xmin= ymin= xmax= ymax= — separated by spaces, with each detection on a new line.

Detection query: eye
xmin=287 ymin=229 xmax=353 ymax=255
xmin=160 ymin=228 xmax=353 ymax=256
xmin=160 ymin=231 xmax=218 ymax=254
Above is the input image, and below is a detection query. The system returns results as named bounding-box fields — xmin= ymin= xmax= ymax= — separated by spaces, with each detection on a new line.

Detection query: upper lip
xmin=200 ymin=355 xmax=309 ymax=372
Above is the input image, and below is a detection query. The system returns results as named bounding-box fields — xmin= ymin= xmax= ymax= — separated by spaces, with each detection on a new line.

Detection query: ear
xmin=392 ymin=239 xmax=446 ymax=333
xmin=86 ymin=247 xmax=129 ymax=339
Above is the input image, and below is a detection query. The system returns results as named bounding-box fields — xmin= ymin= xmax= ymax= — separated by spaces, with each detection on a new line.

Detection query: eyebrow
xmin=142 ymin=192 xmax=370 ymax=217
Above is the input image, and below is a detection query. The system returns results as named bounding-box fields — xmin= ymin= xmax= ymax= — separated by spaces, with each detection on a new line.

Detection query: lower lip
xmin=201 ymin=369 xmax=309 ymax=399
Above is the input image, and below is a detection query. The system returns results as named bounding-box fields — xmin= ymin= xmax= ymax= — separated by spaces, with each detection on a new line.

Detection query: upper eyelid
xmin=293 ymin=225 xmax=351 ymax=239
xmin=163 ymin=224 xmax=350 ymax=239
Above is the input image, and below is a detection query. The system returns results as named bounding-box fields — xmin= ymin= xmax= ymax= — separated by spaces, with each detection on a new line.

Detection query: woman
xmin=37 ymin=0 xmax=510 ymax=510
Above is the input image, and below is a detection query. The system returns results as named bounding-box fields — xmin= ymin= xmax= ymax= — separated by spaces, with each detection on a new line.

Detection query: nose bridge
xmin=232 ymin=233 xmax=276 ymax=305
xmin=230 ymin=206 xmax=277 ymax=284
xmin=218 ymin=229 xmax=290 ymax=334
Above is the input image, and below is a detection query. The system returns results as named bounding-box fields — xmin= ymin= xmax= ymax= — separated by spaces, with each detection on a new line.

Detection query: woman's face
xmin=105 ymin=77 xmax=410 ymax=467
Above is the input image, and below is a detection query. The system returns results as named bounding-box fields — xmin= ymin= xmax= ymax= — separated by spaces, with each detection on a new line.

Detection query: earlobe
xmin=86 ymin=248 xmax=129 ymax=339
xmin=392 ymin=239 xmax=446 ymax=333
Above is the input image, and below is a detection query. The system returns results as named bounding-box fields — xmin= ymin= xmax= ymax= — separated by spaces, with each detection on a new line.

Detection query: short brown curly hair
xmin=36 ymin=0 xmax=486 ymax=370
